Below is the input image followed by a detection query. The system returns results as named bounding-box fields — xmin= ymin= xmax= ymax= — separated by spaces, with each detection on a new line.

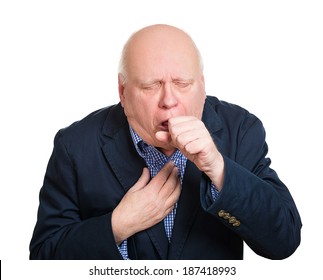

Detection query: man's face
xmin=118 ymin=26 xmax=206 ymax=154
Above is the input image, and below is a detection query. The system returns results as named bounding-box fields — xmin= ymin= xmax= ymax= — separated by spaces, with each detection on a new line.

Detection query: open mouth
xmin=160 ymin=120 xmax=169 ymax=131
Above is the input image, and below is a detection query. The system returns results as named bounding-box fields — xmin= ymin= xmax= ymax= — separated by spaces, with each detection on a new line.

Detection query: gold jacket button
xmin=223 ymin=213 xmax=231 ymax=219
xmin=229 ymin=216 xmax=237 ymax=224
xmin=218 ymin=210 xmax=226 ymax=217
xmin=233 ymin=221 xmax=241 ymax=227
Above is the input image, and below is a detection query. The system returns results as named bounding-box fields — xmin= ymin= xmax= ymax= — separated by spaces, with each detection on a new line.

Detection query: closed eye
xmin=141 ymin=81 xmax=162 ymax=91
xmin=173 ymin=79 xmax=193 ymax=88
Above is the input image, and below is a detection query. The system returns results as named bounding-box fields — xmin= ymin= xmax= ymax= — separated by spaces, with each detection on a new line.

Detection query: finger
xmin=170 ymin=119 xmax=204 ymax=136
xmin=158 ymin=165 xmax=179 ymax=197
xmin=164 ymin=178 xmax=181 ymax=210
xmin=172 ymin=128 xmax=203 ymax=150
xmin=129 ymin=167 xmax=150 ymax=192
xmin=168 ymin=116 xmax=197 ymax=127
xmin=168 ymin=118 xmax=205 ymax=145
xmin=164 ymin=204 xmax=176 ymax=218
xmin=149 ymin=161 xmax=175 ymax=191
xmin=156 ymin=118 xmax=202 ymax=149
xmin=155 ymin=131 xmax=172 ymax=144
xmin=184 ymin=139 xmax=206 ymax=155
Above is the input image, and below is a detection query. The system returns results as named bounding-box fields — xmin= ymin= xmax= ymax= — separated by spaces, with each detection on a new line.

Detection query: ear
xmin=200 ymin=74 xmax=206 ymax=98
xmin=201 ymin=74 xmax=205 ymax=89
xmin=118 ymin=73 xmax=126 ymax=107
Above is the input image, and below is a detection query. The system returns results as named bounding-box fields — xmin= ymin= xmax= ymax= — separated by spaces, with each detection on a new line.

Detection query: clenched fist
xmin=155 ymin=116 xmax=224 ymax=190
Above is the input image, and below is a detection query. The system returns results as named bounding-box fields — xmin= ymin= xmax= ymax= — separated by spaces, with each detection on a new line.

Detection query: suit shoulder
xmin=205 ymin=95 xmax=263 ymax=131
xmin=53 ymin=105 xmax=116 ymax=145
xmin=206 ymin=95 xmax=250 ymax=115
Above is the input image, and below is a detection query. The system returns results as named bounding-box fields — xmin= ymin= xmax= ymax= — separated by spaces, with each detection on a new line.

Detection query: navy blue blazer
xmin=30 ymin=96 xmax=301 ymax=260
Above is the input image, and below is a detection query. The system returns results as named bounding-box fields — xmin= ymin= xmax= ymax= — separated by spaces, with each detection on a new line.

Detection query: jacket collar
xmin=202 ymin=97 xmax=223 ymax=136
xmin=202 ymin=97 xmax=224 ymax=154
xmin=101 ymin=104 xmax=146 ymax=192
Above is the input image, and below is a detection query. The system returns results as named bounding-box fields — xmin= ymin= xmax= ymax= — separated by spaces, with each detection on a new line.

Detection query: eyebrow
xmin=139 ymin=79 xmax=161 ymax=86
xmin=172 ymin=78 xmax=194 ymax=83
xmin=138 ymin=78 xmax=194 ymax=85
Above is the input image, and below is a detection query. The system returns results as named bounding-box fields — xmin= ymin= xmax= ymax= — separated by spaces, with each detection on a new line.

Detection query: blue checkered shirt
xmin=117 ymin=126 xmax=219 ymax=259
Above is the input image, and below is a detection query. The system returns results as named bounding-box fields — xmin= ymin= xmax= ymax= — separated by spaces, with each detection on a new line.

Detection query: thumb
xmin=129 ymin=167 xmax=150 ymax=192
xmin=155 ymin=131 xmax=172 ymax=143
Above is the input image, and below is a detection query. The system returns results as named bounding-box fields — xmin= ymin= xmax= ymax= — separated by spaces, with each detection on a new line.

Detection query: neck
xmin=158 ymin=147 xmax=176 ymax=157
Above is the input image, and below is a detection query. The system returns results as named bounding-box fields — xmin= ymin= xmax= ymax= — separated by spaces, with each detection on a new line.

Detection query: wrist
xmin=207 ymin=153 xmax=224 ymax=191
xmin=111 ymin=209 xmax=128 ymax=245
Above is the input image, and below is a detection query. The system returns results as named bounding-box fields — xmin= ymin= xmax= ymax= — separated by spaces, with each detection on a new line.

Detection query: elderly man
xmin=30 ymin=24 xmax=301 ymax=260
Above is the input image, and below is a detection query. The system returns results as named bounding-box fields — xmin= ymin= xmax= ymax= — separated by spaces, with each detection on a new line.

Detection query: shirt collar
xmin=129 ymin=126 xmax=147 ymax=158
xmin=129 ymin=126 xmax=187 ymax=182
xmin=129 ymin=126 xmax=142 ymax=146
xmin=129 ymin=126 xmax=185 ymax=161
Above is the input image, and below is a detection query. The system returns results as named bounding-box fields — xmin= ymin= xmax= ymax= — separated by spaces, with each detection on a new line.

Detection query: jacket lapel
xmin=203 ymin=98 xmax=224 ymax=152
xmin=168 ymin=160 xmax=201 ymax=259
xmin=101 ymin=104 xmax=169 ymax=259
xmin=101 ymin=104 xmax=146 ymax=192
xmin=146 ymin=222 xmax=169 ymax=259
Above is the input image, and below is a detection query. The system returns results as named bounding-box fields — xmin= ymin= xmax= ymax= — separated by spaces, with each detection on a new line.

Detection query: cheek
xmin=124 ymin=97 xmax=156 ymax=126
xmin=186 ymin=91 xmax=206 ymax=118
xmin=122 ymin=92 xmax=141 ymax=117
xmin=122 ymin=101 xmax=132 ymax=118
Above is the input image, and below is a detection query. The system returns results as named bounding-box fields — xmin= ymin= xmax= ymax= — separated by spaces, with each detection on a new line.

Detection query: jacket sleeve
xmin=200 ymin=115 xmax=302 ymax=259
xmin=29 ymin=131 xmax=123 ymax=260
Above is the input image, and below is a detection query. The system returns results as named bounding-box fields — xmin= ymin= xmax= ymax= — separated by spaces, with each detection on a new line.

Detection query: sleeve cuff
xmin=117 ymin=240 xmax=130 ymax=260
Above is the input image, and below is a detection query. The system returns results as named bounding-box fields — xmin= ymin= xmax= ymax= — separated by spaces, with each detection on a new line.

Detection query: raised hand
xmin=155 ymin=116 xmax=224 ymax=190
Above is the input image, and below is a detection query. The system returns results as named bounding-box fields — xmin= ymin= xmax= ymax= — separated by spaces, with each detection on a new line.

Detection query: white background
xmin=0 ymin=0 xmax=322 ymax=279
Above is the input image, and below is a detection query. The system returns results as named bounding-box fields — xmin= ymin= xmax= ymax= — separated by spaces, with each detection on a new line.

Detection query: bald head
xmin=118 ymin=24 xmax=203 ymax=82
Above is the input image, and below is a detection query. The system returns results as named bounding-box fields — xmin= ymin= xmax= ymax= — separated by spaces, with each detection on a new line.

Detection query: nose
xmin=159 ymin=82 xmax=178 ymax=109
